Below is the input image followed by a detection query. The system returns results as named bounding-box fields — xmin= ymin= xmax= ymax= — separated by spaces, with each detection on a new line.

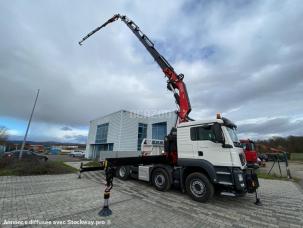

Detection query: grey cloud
xmin=61 ymin=126 xmax=72 ymax=131
xmin=0 ymin=0 xmax=177 ymax=127
xmin=63 ymin=134 xmax=87 ymax=144
xmin=172 ymin=0 xmax=303 ymax=125
xmin=0 ymin=0 xmax=303 ymax=141
xmin=238 ymin=118 xmax=303 ymax=136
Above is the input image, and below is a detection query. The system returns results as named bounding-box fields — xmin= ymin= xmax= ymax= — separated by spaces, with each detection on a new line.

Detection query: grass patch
xmin=289 ymin=160 xmax=303 ymax=163
xmin=84 ymin=160 xmax=101 ymax=167
xmin=256 ymin=170 xmax=299 ymax=182
xmin=0 ymin=158 xmax=78 ymax=176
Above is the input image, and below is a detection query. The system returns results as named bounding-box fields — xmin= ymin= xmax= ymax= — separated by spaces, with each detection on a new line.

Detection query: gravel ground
xmin=259 ymin=161 xmax=303 ymax=188
xmin=0 ymin=172 xmax=302 ymax=228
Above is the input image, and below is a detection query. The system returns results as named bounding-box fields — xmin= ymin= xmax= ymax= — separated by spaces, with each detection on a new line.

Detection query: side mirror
xmin=211 ymin=123 xmax=225 ymax=144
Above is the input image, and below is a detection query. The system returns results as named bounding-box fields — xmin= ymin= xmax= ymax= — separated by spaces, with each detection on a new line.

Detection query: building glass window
xmin=152 ymin=122 xmax=167 ymax=140
xmin=137 ymin=123 xmax=147 ymax=151
xmin=95 ymin=143 xmax=114 ymax=152
xmin=96 ymin=123 xmax=109 ymax=144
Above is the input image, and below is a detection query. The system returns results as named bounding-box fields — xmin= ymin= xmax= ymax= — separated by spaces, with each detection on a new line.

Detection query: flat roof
xmin=178 ymin=119 xmax=224 ymax=128
xmin=91 ymin=109 xmax=176 ymax=122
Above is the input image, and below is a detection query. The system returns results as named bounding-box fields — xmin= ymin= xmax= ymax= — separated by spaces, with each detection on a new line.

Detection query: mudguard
xmin=177 ymin=158 xmax=217 ymax=183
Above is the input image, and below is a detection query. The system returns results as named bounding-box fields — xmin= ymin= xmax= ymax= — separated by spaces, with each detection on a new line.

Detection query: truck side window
xmin=241 ymin=144 xmax=247 ymax=150
xmin=190 ymin=125 xmax=216 ymax=142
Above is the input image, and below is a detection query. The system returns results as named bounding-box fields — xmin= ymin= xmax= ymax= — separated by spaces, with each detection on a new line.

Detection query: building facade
xmin=86 ymin=110 xmax=177 ymax=160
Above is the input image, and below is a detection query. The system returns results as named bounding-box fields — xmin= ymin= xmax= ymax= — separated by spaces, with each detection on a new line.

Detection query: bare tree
xmin=256 ymin=136 xmax=303 ymax=154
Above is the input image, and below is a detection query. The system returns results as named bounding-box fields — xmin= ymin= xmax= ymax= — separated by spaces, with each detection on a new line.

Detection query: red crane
xmin=79 ymin=14 xmax=192 ymax=124
xmin=78 ymin=14 xmax=196 ymax=216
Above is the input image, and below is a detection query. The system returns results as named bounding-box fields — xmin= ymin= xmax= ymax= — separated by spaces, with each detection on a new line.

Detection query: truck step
xmin=216 ymin=171 xmax=231 ymax=175
xmin=220 ymin=192 xmax=236 ymax=197
xmin=218 ymin=181 xmax=233 ymax=186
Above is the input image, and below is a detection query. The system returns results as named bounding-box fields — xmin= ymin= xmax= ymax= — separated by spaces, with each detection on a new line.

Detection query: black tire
xmin=185 ymin=172 xmax=214 ymax=202
xmin=152 ymin=168 xmax=171 ymax=191
xmin=116 ymin=166 xmax=130 ymax=180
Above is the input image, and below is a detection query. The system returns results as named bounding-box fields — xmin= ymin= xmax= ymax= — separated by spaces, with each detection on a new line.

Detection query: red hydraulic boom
xmin=79 ymin=14 xmax=192 ymax=123
xmin=78 ymin=14 xmax=194 ymax=217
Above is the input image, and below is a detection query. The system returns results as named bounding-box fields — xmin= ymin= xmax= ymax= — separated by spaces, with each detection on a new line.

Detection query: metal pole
xmin=19 ymin=89 xmax=40 ymax=160
xmin=277 ymin=158 xmax=282 ymax=177
xmin=267 ymin=158 xmax=276 ymax=175
xmin=284 ymin=152 xmax=292 ymax=179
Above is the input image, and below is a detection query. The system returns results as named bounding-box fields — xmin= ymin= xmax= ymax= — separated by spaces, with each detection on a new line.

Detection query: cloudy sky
xmin=0 ymin=0 xmax=302 ymax=143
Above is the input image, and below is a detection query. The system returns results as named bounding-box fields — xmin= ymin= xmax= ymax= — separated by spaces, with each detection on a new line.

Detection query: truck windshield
xmin=226 ymin=127 xmax=241 ymax=147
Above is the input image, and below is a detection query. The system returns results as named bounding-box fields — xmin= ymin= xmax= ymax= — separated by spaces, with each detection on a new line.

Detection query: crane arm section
xmin=79 ymin=14 xmax=192 ymax=123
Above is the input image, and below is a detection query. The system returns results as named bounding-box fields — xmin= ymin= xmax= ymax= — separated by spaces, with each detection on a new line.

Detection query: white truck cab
xmin=177 ymin=118 xmax=246 ymax=169
xmin=172 ymin=116 xmax=253 ymax=201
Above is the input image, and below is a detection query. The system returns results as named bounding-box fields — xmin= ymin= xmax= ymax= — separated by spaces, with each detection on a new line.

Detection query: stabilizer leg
xmin=98 ymin=191 xmax=112 ymax=216
xmin=78 ymin=162 xmax=83 ymax=179
xmin=254 ymin=189 xmax=262 ymax=206
xmin=98 ymin=163 xmax=114 ymax=217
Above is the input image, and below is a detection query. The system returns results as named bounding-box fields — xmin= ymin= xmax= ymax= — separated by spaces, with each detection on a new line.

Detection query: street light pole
xmin=19 ymin=89 xmax=40 ymax=160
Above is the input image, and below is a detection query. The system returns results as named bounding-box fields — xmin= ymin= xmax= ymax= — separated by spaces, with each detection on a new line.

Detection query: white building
xmin=86 ymin=110 xmax=177 ymax=160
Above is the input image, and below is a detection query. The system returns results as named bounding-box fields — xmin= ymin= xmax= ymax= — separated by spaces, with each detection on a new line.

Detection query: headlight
xmin=238 ymin=173 xmax=243 ymax=182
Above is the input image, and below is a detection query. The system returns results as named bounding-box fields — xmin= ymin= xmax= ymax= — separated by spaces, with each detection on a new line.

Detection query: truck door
xmin=177 ymin=126 xmax=195 ymax=158
xmin=190 ymin=125 xmax=232 ymax=167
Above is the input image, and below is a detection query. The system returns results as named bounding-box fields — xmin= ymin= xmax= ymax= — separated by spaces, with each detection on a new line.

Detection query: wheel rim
xmin=155 ymin=174 xmax=165 ymax=187
xmin=190 ymin=179 xmax=206 ymax=197
xmin=119 ymin=167 xmax=126 ymax=177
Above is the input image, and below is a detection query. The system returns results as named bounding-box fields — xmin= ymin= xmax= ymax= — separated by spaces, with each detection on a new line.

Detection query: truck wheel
xmin=152 ymin=168 xmax=171 ymax=191
xmin=116 ymin=166 xmax=130 ymax=180
xmin=185 ymin=172 xmax=214 ymax=202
